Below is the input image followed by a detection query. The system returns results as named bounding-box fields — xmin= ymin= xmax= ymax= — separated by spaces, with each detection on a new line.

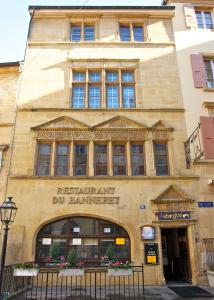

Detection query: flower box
xmin=13 ymin=269 xmax=39 ymax=277
xmin=59 ymin=269 xmax=84 ymax=276
xmin=108 ymin=269 xmax=132 ymax=276
xmin=207 ymin=271 xmax=214 ymax=288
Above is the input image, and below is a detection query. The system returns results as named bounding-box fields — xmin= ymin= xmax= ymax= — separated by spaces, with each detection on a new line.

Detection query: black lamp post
xmin=0 ymin=197 xmax=17 ymax=297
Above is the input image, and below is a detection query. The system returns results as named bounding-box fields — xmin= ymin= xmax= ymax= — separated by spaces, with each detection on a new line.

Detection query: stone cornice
xmin=9 ymin=175 xmax=199 ymax=180
xmin=28 ymin=42 xmax=175 ymax=47
xmin=0 ymin=123 xmax=14 ymax=127
xmin=18 ymin=108 xmax=185 ymax=113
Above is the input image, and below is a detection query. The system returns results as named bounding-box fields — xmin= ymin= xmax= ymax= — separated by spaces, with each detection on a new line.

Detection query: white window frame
xmin=195 ymin=10 xmax=213 ymax=29
xmin=204 ymin=58 xmax=214 ymax=88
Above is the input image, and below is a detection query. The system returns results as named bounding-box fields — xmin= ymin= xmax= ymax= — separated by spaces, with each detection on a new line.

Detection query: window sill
xmin=203 ymin=88 xmax=214 ymax=92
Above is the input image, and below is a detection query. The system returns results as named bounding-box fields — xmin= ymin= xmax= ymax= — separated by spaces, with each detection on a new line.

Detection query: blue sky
xmin=0 ymin=0 xmax=162 ymax=63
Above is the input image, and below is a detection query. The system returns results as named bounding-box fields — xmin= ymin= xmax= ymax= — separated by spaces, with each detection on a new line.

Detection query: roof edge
xmin=0 ymin=61 xmax=21 ymax=68
xmin=28 ymin=5 xmax=175 ymax=11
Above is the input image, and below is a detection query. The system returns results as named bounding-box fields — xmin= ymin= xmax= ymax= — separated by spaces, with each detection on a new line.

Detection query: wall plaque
xmin=158 ymin=211 xmax=190 ymax=221
xmin=198 ymin=202 xmax=213 ymax=208
xmin=145 ymin=243 xmax=159 ymax=265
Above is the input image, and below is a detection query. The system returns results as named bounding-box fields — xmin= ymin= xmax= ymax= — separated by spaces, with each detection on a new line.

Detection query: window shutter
xmin=200 ymin=116 xmax=214 ymax=159
xmin=190 ymin=54 xmax=206 ymax=88
xmin=183 ymin=4 xmax=198 ymax=28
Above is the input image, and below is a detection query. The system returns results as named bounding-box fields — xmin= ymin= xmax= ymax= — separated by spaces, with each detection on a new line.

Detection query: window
xmin=71 ymin=25 xmax=81 ymax=42
xmin=119 ymin=24 xmax=144 ymax=42
xmin=71 ymin=24 xmax=95 ymax=42
xmin=204 ymin=59 xmax=214 ymax=88
xmin=71 ymin=69 xmax=136 ymax=109
xmin=74 ymin=144 xmax=88 ymax=176
xmin=55 ymin=144 xmax=69 ymax=176
xmin=113 ymin=144 xmax=126 ymax=175
xmin=154 ymin=143 xmax=169 ymax=176
xmin=119 ymin=25 xmax=131 ymax=42
xmin=94 ymin=144 xmax=108 ymax=175
xmin=36 ymin=217 xmax=130 ymax=262
xmin=35 ymin=143 xmax=51 ymax=176
xmin=131 ymin=144 xmax=145 ymax=175
xmin=196 ymin=11 xmax=213 ymax=29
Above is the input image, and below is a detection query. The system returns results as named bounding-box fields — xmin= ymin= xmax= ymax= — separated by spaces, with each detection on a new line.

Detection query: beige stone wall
xmin=0 ymin=66 xmax=20 ymax=201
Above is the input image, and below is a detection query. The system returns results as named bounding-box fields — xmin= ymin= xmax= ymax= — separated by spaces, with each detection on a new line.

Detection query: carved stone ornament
xmin=32 ymin=116 xmax=172 ymax=141
xmin=152 ymin=185 xmax=195 ymax=212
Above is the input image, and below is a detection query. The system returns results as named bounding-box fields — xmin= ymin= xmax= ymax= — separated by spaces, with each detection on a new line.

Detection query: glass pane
xmin=89 ymin=85 xmax=101 ymax=108
xmin=95 ymin=144 xmax=107 ymax=175
xmin=69 ymin=218 xmax=98 ymax=235
xmin=106 ymin=72 xmax=118 ymax=82
xmin=196 ymin=11 xmax=204 ymax=28
xmin=84 ymin=25 xmax=95 ymax=41
xmin=122 ymin=72 xmax=134 ymax=82
xmin=107 ymin=86 xmax=119 ymax=108
xmin=120 ymin=25 xmax=131 ymax=41
xmin=133 ymin=26 xmax=144 ymax=41
xmin=123 ymin=86 xmax=135 ymax=108
xmin=71 ymin=26 xmax=81 ymax=42
xmin=55 ymin=144 xmax=69 ymax=176
xmin=113 ymin=144 xmax=126 ymax=175
xmin=72 ymin=86 xmax=85 ymax=108
xmin=154 ymin=144 xmax=168 ymax=176
xmin=74 ymin=144 xmax=87 ymax=175
xmin=204 ymin=12 xmax=213 ymax=29
xmin=36 ymin=144 xmax=51 ymax=176
xmin=131 ymin=144 xmax=144 ymax=175
xmin=89 ymin=72 xmax=101 ymax=82
xmin=100 ymin=239 xmax=130 ymax=259
xmin=73 ymin=72 xmax=85 ymax=82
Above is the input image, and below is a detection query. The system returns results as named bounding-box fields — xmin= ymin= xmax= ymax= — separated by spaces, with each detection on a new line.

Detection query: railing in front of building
xmin=184 ymin=123 xmax=203 ymax=168
xmin=204 ymin=238 xmax=214 ymax=271
xmin=1 ymin=265 xmax=144 ymax=299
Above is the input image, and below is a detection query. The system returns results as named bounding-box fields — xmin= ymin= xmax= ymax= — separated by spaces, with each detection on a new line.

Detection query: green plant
xmin=15 ymin=262 xmax=38 ymax=269
xmin=67 ymin=249 xmax=77 ymax=268
xmin=106 ymin=244 xmax=115 ymax=261
xmin=50 ymin=244 xmax=61 ymax=262
xmin=108 ymin=261 xmax=132 ymax=270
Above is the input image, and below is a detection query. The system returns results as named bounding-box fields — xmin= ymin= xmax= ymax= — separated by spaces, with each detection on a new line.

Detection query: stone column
xmin=50 ymin=141 xmax=56 ymax=176
xmin=168 ymin=138 xmax=176 ymax=175
xmin=70 ymin=141 xmax=74 ymax=176
xmin=109 ymin=141 xmax=113 ymax=176
xmin=127 ymin=141 xmax=132 ymax=176
xmin=145 ymin=133 xmax=156 ymax=176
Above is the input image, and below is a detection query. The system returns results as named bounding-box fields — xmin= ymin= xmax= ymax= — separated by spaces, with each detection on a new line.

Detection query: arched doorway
xmin=36 ymin=216 xmax=131 ymax=263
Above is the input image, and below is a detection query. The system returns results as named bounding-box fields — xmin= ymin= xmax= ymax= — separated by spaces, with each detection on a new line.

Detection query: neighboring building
xmin=0 ymin=62 xmax=21 ymax=208
xmin=1 ymin=5 xmax=204 ymax=285
xmin=162 ymin=0 xmax=214 ymax=284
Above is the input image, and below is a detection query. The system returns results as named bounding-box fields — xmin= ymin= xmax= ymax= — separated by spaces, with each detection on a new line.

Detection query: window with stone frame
xmin=71 ymin=24 xmax=95 ymax=42
xmin=94 ymin=144 xmax=108 ymax=176
xmin=74 ymin=144 xmax=88 ymax=176
xmin=153 ymin=143 xmax=169 ymax=176
xmin=195 ymin=11 xmax=213 ymax=29
xmin=131 ymin=143 xmax=145 ymax=175
xmin=119 ymin=23 xmax=144 ymax=42
xmin=113 ymin=144 xmax=127 ymax=176
xmin=35 ymin=143 xmax=52 ymax=176
xmin=55 ymin=143 xmax=70 ymax=176
xmin=71 ymin=69 xmax=136 ymax=109
xmin=204 ymin=58 xmax=214 ymax=88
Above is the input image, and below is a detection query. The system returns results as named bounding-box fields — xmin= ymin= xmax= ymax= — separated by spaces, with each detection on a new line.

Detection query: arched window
xmin=36 ymin=217 xmax=130 ymax=263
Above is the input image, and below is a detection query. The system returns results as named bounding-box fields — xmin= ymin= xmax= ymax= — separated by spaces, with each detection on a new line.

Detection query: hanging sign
xmin=158 ymin=211 xmax=190 ymax=220
xmin=145 ymin=243 xmax=159 ymax=265
xmin=141 ymin=226 xmax=155 ymax=240
xmin=42 ymin=238 xmax=52 ymax=245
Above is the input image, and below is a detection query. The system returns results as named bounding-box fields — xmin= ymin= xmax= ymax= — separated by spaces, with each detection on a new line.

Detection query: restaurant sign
xmin=158 ymin=211 xmax=191 ymax=221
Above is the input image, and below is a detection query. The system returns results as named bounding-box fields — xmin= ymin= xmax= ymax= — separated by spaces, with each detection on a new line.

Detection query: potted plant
xmin=108 ymin=261 xmax=133 ymax=276
xmin=100 ymin=244 xmax=115 ymax=266
xmin=59 ymin=250 xmax=84 ymax=276
xmin=45 ymin=244 xmax=63 ymax=267
xmin=13 ymin=262 xmax=39 ymax=277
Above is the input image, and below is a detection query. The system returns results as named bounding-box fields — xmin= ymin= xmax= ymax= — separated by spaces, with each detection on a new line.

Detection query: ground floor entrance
xmin=161 ymin=227 xmax=191 ymax=283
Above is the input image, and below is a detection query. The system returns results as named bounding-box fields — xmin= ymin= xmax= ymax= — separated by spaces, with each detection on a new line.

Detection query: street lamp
xmin=0 ymin=197 xmax=17 ymax=297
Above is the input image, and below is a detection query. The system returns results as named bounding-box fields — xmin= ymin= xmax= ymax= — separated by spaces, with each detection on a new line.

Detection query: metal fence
xmin=1 ymin=265 xmax=144 ymax=299
xmin=204 ymin=238 xmax=214 ymax=270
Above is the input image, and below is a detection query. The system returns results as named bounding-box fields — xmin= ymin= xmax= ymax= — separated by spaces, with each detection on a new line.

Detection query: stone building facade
xmin=0 ymin=5 xmax=207 ymax=285
xmin=163 ymin=0 xmax=214 ymax=284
